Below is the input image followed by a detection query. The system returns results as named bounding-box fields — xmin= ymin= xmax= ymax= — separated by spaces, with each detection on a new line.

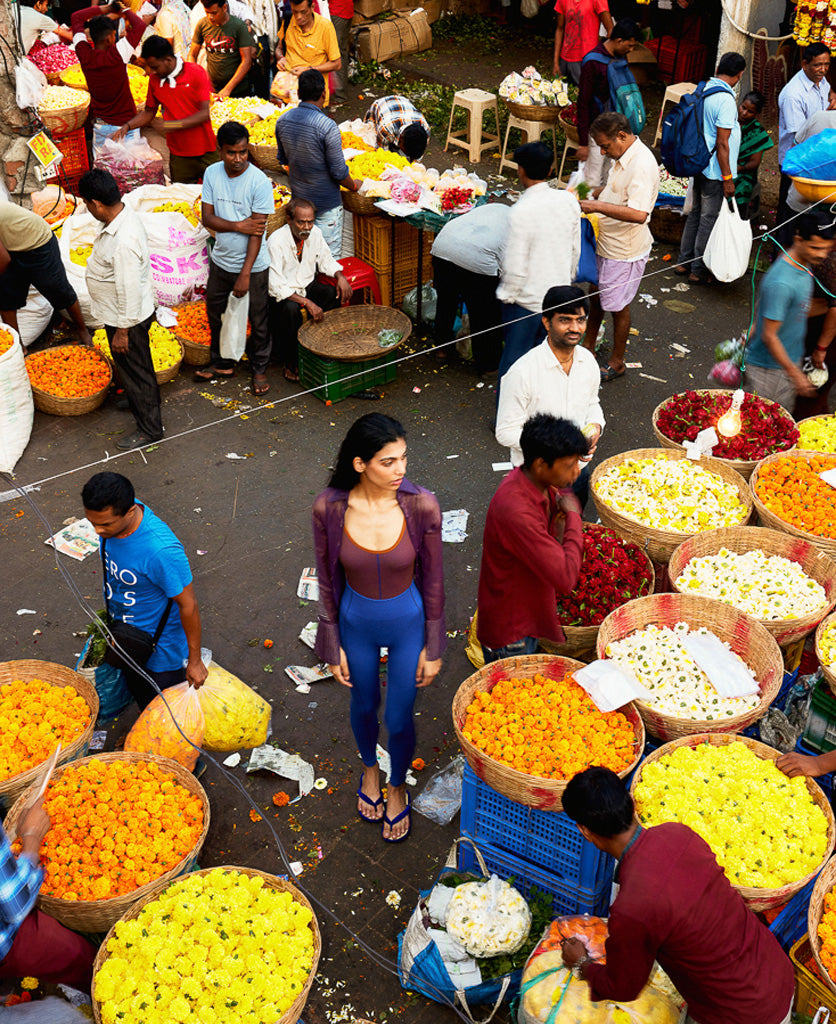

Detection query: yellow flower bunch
xmin=94 ymin=869 xmax=316 ymax=1024
xmin=341 ymin=130 xmax=372 ymax=152
xmin=130 ymin=74 xmax=149 ymax=107
xmin=248 ymin=106 xmax=292 ymax=144
xmin=62 ymin=63 xmax=146 ymax=90
xmin=799 ymin=414 xmax=836 ymax=453
xmin=209 ymin=97 xmax=266 ymax=131
xmin=70 ymin=245 xmax=93 ymax=266
xmin=93 ymin=323 xmax=181 ymax=372
xmin=820 ymin=621 xmax=836 ymax=666
xmin=348 ymin=149 xmax=410 ymax=181
xmin=39 ymin=86 xmax=86 ymax=112
xmin=152 ymin=200 xmax=200 ymax=227
xmin=634 ymin=741 xmax=829 ymax=889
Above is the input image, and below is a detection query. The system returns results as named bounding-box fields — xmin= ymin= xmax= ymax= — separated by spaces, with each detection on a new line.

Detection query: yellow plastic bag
xmin=196 ymin=662 xmax=271 ymax=752
xmin=465 ymin=611 xmax=485 ymax=670
xmin=124 ymin=682 xmax=204 ymax=771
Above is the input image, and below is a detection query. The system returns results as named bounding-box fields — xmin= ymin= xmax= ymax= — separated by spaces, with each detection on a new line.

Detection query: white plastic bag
xmin=703 ymin=198 xmax=752 ymax=283
xmin=219 ymin=292 xmax=249 ymax=362
xmin=15 ymin=59 xmax=47 ymax=110
xmin=57 ymin=211 xmax=102 ymax=328
xmin=0 ymin=323 xmax=34 ymax=474
xmin=17 ymin=286 xmax=54 ymax=347
xmin=682 ymin=178 xmax=694 ymax=215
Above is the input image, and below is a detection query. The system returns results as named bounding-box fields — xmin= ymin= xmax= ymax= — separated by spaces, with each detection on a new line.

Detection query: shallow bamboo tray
xmin=796 ymin=414 xmax=836 ymax=454
xmin=590 ymin=448 xmax=753 ymax=564
xmin=651 ymin=389 xmax=797 ymax=481
xmin=631 ymin=732 xmax=835 ymax=912
xmin=4 ymin=751 xmax=209 ymax=933
xmin=816 ymin=612 xmax=836 ymax=697
xmin=808 ymin=854 xmax=836 ymax=996
xmin=299 ymin=305 xmax=412 ymax=361
xmin=342 ymin=189 xmax=383 ymax=215
xmin=505 ymin=99 xmax=562 ymax=123
xmin=751 ymin=451 xmax=836 ymax=558
xmin=596 ymin=593 xmax=783 ymax=741
xmin=91 ymin=865 xmax=321 ymax=1024
xmin=668 ymin=526 xmax=836 ymax=648
xmin=26 ymin=344 xmax=112 ymax=415
xmin=452 ymin=653 xmax=645 ymax=811
xmin=0 ymin=660 xmax=98 ymax=810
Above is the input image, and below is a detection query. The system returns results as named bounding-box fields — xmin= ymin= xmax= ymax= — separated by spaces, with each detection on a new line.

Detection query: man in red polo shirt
xmin=117 ymin=35 xmax=218 ymax=183
xmin=72 ymin=3 xmax=147 ymax=128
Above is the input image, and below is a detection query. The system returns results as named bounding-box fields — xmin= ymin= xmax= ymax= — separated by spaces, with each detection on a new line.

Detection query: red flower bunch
xmin=439 ymin=186 xmax=474 ymax=212
xmin=656 ymin=391 xmax=798 ymax=460
xmin=556 ymin=526 xmax=653 ymax=627
xmin=560 ymin=103 xmax=577 ymax=125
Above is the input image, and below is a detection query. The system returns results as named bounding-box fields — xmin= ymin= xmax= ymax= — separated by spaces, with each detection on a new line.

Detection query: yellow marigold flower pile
xmin=341 ymin=130 xmax=372 ymax=151
xmin=348 ymin=149 xmax=410 ymax=180
xmin=0 ymin=679 xmax=90 ymax=781
xmin=0 ymin=327 xmax=15 ymax=356
xmin=62 ymin=63 xmax=146 ymax=90
xmin=209 ymin=97 xmax=268 ymax=131
xmin=818 ymin=889 xmax=836 ymax=980
xmin=248 ymin=106 xmax=293 ymax=144
xmin=635 ymin=741 xmax=829 ymax=889
xmin=93 ymin=323 xmax=181 ymax=372
xmin=151 ymin=200 xmax=200 ymax=227
xmin=798 ymin=414 xmax=836 ymax=453
xmin=94 ymin=869 xmax=316 ymax=1024
xmin=69 ymin=244 xmax=92 ymax=266
xmin=463 ymin=673 xmax=637 ymax=780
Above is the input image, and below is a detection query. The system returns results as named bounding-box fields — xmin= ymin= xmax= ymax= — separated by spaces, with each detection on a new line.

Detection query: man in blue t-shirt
xmin=743 ymin=212 xmax=836 ymax=409
xmin=677 ymin=52 xmax=745 ymax=285
xmin=82 ymin=471 xmax=207 ymax=711
xmin=198 ymin=120 xmax=274 ymax=396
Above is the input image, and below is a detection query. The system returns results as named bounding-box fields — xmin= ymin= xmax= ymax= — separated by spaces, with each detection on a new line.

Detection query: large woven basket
xmin=649 ymin=205 xmax=685 ymax=245
xmin=91 ymin=865 xmax=321 ymax=1024
xmin=249 ymin=140 xmax=284 ymax=176
xmin=0 ymin=660 xmax=98 ymax=811
xmin=668 ymin=526 xmax=836 ymax=648
xmin=540 ymin=523 xmax=656 ymax=661
xmin=173 ymin=302 xmax=211 ymax=366
xmin=630 ymin=732 xmax=835 ymax=912
xmin=343 ymin=189 xmax=383 ymax=216
xmin=751 ymin=451 xmax=836 ymax=558
xmin=154 ymin=337 xmax=184 ymax=385
xmin=452 ymin=654 xmax=645 ymax=811
xmin=590 ymin=448 xmax=753 ymax=565
xmin=266 ymin=203 xmax=289 ymax=237
xmin=39 ymin=93 xmax=90 ymax=135
xmin=505 ymin=99 xmax=562 ymax=124
xmin=795 ymin=414 xmax=836 ymax=454
xmin=596 ymin=593 xmax=783 ymax=741
xmin=4 ymin=752 xmax=210 ymax=933
xmin=26 ymin=345 xmax=112 ymax=416
xmin=558 ymin=112 xmax=579 ymax=142
xmin=808 ymin=855 xmax=836 ymax=995
xmin=651 ymin=390 xmax=797 ymax=481
xmin=815 ymin=612 xmax=836 ymax=697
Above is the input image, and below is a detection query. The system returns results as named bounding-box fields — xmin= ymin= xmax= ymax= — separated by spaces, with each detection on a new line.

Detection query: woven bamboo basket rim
xmin=249 ymin=139 xmax=285 ymax=176
xmin=590 ymin=447 xmax=754 ymax=565
xmin=557 ymin=112 xmax=579 ymax=142
xmin=4 ymin=751 xmax=210 ymax=933
xmin=171 ymin=301 xmax=211 ymax=366
xmin=630 ymin=732 xmax=836 ymax=912
xmin=668 ymin=526 xmax=836 ymax=646
xmin=38 ymin=93 xmax=91 ymax=133
xmin=504 ymin=99 xmax=562 ymax=123
xmin=452 ymin=653 xmax=646 ymax=811
xmin=750 ymin=451 xmax=836 ymax=557
xmin=154 ymin=337 xmax=185 ymax=385
xmin=91 ymin=865 xmax=321 ymax=1024
xmin=808 ymin=853 xmax=836 ymax=996
xmin=651 ymin=389 xmax=797 ymax=480
xmin=266 ymin=203 xmax=289 ymax=237
xmin=299 ymin=305 xmax=412 ymax=361
xmin=59 ymin=70 xmax=87 ymax=90
xmin=596 ymin=592 xmax=783 ymax=740
xmin=815 ymin=611 xmax=836 ymax=697
xmin=342 ymin=189 xmax=382 ymax=215
xmin=795 ymin=413 xmax=836 ymax=455
xmin=26 ymin=344 xmax=112 ymax=416
xmin=0 ymin=660 xmax=98 ymax=802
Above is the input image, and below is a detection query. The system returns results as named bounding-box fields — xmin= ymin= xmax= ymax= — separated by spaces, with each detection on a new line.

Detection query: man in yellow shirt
xmin=276 ymin=0 xmax=340 ymax=106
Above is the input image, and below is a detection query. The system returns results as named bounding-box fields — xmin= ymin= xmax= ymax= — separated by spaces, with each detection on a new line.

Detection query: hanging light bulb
xmin=717 ymin=389 xmax=744 ymax=438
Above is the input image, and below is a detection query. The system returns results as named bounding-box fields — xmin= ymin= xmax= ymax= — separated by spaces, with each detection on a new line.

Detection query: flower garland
xmin=794 ymin=0 xmax=836 ymax=49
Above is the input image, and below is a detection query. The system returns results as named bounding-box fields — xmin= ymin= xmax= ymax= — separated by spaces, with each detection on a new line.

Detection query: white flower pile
xmin=604 ymin=622 xmax=759 ymax=720
xmin=445 ymin=876 xmax=531 ymax=958
xmin=675 ymin=548 xmax=828 ymax=620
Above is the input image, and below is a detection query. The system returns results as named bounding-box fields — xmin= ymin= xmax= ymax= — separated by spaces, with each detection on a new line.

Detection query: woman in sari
xmin=735 ymin=91 xmax=774 ymax=221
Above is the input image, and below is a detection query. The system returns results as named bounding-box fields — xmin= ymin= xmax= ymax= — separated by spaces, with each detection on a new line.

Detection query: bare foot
xmin=357 ymin=765 xmax=383 ymax=821
xmin=383 ymin=783 xmax=410 ymax=841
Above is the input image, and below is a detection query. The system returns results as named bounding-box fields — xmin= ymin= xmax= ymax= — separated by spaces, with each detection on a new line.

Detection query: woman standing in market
xmin=312 ymin=414 xmax=445 ymax=843
xmin=735 ymin=91 xmax=774 ymax=221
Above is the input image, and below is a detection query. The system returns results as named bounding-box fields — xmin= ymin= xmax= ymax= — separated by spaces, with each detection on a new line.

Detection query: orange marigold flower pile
xmin=755 ymin=454 xmax=836 ymax=540
xmin=0 ymin=679 xmax=90 ymax=781
xmin=818 ymin=889 xmax=836 ymax=981
xmin=26 ymin=346 xmax=110 ymax=397
xmin=462 ymin=673 xmax=637 ymax=780
xmin=36 ymin=759 xmax=203 ymax=901
xmin=0 ymin=327 xmax=15 ymax=356
xmin=175 ymin=303 xmax=250 ymax=348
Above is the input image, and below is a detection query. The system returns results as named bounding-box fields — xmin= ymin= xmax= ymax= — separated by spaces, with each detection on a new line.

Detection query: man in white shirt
xmin=580 ymin=111 xmax=659 ymax=381
xmin=267 ymin=197 xmax=351 ymax=381
xmin=18 ymin=0 xmax=72 ymax=53
xmin=496 ymin=141 xmax=581 ymax=392
xmin=496 ymin=285 xmax=603 ymax=507
xmin=78 ymin=168 xmax=161 ymax=451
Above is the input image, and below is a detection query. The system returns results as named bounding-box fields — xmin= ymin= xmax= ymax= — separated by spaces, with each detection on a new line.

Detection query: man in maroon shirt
xmin=477 ymin=414 xmax=587 ymax=662
xmin=72 ymin=3 xmax=147 ymax=128
xmin=561 ymin=768 xmax=794 ymax=1024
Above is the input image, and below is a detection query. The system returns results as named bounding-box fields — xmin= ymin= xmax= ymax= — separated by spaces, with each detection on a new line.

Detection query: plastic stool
xmin=556 ymin=135 xmax=580 ymax=187
xmin=499 ymin=115 xmax=558 ymax=177
xmin=445 ymin=88 xmax=501 ymax=163
xmin=653 ymin=81 xmax=697 ymax=146
xmin=321 ymin=257 xmax=382 ymax=305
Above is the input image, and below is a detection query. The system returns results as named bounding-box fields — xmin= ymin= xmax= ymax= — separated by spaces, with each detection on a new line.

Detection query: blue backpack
xmin=660 ymin=81 xmax=728 ymax=177
xmin=581 ymin=50 xmax=646 ymax=136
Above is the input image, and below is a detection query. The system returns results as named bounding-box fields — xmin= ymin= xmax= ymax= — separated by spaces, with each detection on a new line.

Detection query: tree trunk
xmin=0 ymin=0 xmax=45 ymax=202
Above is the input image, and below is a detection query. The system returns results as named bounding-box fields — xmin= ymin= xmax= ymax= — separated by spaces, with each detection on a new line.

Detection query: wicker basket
xmin=452 ymin=654 xmax=646 ymax=811
xmin=668 ymin=527 xmax=836 ymax=648
xmin=558 ymin=112 xmax=579 ymax=143
xmin=596 ymin=593 xmax=783 ymax=741
xmin=808 ymin=855 xmax=836 ymax=996
xmin=172 ymin=302 xmax=211 ymax=366
xmin=26 ymin=345 xmax=112 ymax=416
xmin=504 ymin=99 xmax=562 ymax=124
xmin=266 ymin=203 xmax=289 ymax=237
xmin=751 ymin=451 xmax=836 ymax=558
xmin=91 ymin=865 xmax=320 ymax=1024
xmin=630 ymin=732 xmax=835 ymax=912
xmin=4 ymin=752 xmax=210 ymax=933
xmin=39 ymin=93 xmax=90 ymax=136
xmin=249 ymin=140 xmax=284 ymax=176
xmin=154 ymin=338 xmax=184 ymax=385
xmin=343 ymin=189 xmax=383 ymax=216
xmin=0 ymin=660 xmax=98 ymax=811
xmin=299 ymin=305 xmax=412 ymax=362
xmin=540 ymin=524 xmax=656 ymax=661
xmin=651 ymin=390 xmax=797 ymax=481
xmin=590 ymin=448 xmax=754 ymax=565
xmin=795 ymin=414 xmax=836 ymax=454
xmin=815 ymin=612 xmax=836 ymax=696
xmin=648 ymin=206 xmax=686 ymax=245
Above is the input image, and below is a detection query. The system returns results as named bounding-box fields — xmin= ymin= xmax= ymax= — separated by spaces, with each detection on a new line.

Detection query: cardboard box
xmin=353 ymin=9 xmax=431 ymax=62
xmin=354 ymin=0 xmax=392 ymax=18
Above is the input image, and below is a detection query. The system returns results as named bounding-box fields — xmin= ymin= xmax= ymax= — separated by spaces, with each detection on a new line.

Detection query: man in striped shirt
xmin=364 ymin=95 xmax=429 ymax=161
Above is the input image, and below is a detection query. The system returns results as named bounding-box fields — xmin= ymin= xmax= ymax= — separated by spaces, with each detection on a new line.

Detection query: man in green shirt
xmin=189 ymin=0 xmax=254 ymax=98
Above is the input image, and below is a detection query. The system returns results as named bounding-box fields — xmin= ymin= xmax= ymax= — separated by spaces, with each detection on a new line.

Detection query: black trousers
xmin=122 ymin=664 xmax=186 ymax=712
xmin=205 ymin=262 xmax=271 ymax=373
xmin=105 ymin=315 xmax=162 ymax=439
xmin=431 ymin=256 xmax=503 ymax=373
xmin=269 ymin=280 xmax=338 ymax=371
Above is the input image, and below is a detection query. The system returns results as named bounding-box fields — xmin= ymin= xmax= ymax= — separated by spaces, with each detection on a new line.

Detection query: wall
xmin=718 ymin=0 xmax=791 ymax=94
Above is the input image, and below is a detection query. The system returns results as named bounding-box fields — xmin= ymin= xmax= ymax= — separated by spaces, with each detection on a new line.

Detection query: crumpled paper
xmin=442 ymin=509 xmax=469 ymax=543
xmin=247 ymin=744 xmax=315 ymax=800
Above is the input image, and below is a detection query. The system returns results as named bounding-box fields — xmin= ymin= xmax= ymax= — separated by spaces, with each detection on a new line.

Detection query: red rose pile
xmin=656 ymin=391 xmax=798 ymax=461
xmin=556 ymin=526 xmax=653 ymax=627
xmin=28 ymin=45 xmax=79 ymax=75
xmin=439 ymin=186 xmax=474 ymax=212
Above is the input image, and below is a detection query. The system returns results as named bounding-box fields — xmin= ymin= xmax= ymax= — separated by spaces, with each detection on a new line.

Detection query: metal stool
xmin=653 ymin=81 xmax=697 ymax=146
xmin=445 ymin=88 xmax=501 ymax=163
xmin=499 ymin=115 xmax=558 ymax=177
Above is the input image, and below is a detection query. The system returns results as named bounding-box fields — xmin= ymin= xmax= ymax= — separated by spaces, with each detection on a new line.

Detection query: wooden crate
xmin=352 ymin=214 xmax=434 ymax=307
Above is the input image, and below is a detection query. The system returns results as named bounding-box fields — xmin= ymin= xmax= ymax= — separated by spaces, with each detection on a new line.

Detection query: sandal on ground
xmin=672 ymin=265 xmax=689 ymax=276
xmin=252 ymin=373 xmax=270 ymax=396
xmin=283 ymin=367 xmax=300 ymax=382
xmin=382 ymin=794 xmax=411 ymax=843
xmin=688 ymin=273 xmax=715 ymax=286
xmin=357 ymin=776 xmax=384 ymax=823
xmin=600 ymin=364 xmax=626 ymax=383
xmin=193 ymin=366 xmax=235 ymax=382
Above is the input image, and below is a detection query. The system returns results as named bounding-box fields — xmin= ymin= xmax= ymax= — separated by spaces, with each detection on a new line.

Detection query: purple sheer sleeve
xmin=312 ymin=492 xmax=341 ymax=664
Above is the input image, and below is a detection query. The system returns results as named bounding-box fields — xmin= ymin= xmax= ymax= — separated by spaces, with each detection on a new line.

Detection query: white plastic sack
xmin=520 ymin=0 xmax=538 ymax=17
xmin=17 ymin=286 xmax=54 ymax=348
xmin=57 ymin=211 xmax=102 ymax=329
xmin=15 ymin=59 xmax=46 ymax=110
xmin=703 ymin=198 xmax=752 ymax=283
xmin=683 ymin=178 xmax=694 ymax=215
xmin=219 ymin=292 xmax=249 ymax=362
xmin=0 ymin=324 xmax=34 ymax=474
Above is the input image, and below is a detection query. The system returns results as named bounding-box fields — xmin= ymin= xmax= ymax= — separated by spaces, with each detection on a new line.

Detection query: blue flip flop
xmin=357 ymin=776 xmax=383 ymax=823
xmin=382 ymin=793 xmax=411 ymax=843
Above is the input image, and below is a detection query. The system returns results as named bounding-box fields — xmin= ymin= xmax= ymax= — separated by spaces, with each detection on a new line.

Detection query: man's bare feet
xmin=382 ymin=783 xmax=410 ymax=842
xmin=357 ymin=765 xmax=383 ymax=822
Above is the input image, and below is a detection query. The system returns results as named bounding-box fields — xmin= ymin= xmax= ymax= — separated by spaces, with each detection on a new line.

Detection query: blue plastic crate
xmin=768 ymin=874 xmax=817 ymax=952
xmin=460 ymin=765 xmax=614 ymax=889
xmin=457 ymin=838 xmax=613 ymax=918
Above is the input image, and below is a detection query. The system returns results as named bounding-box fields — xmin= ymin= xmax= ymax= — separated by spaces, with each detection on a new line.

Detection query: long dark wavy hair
xmin=328 ymin=413 xmax=406 ymax=491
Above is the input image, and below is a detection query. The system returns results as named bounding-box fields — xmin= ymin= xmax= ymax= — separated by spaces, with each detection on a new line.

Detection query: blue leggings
xmin=339 ymin=582 xmax=425 ymax=787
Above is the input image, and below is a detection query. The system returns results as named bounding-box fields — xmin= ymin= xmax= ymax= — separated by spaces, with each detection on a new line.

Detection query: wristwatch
xmin=572 ymin=954 xmax=592 ymax=978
